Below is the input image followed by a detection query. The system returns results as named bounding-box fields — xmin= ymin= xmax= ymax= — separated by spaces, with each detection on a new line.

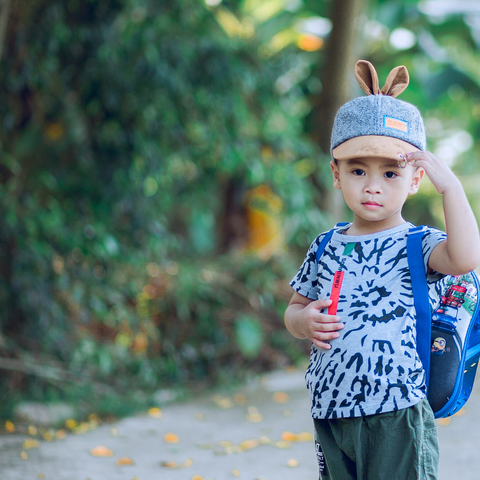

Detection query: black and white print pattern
xmin=290 ymin=223 xmax=446 ymax=419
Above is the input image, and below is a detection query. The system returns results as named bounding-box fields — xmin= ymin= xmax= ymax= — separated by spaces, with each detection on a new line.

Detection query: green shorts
xmin=313 ymin=396 xmax=439 ymax=480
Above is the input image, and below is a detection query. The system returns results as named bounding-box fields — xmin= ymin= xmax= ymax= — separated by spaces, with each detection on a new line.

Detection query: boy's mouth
xmin=363 ymin=201 xmax=382 ymax=209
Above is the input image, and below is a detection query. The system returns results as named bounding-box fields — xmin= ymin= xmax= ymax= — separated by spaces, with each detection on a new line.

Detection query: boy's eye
xmin=385 ymin=172 xmax=397 ymax=178
xmin=352 ymin=169 xmax=365 ymax=176
xmin=384 ymin=171 xmax=397 ymax=179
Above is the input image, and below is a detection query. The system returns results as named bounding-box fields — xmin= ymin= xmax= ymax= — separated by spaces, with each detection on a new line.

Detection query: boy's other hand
xmin=407 ymin=150 xmax=480 ymax=275
xmin=406 ymin=151 xmax=461 ymax=195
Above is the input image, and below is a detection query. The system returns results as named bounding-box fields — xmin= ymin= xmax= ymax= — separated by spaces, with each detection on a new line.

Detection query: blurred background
xmin=1 ymin=0 xmax=480 ymax=422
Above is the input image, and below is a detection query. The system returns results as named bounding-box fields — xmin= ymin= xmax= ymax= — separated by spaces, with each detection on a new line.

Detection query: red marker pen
xmin=327 ymin=242 xmax=354 ymax=315
xmin=328 ymin=270 xmax=344 ymax=315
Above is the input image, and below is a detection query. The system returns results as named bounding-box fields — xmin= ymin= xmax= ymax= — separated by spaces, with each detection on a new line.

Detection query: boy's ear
xmin=408 ymin=167 xmax=425 ymax=195
xmin=330 ymin=160 xmax=342 ymax=190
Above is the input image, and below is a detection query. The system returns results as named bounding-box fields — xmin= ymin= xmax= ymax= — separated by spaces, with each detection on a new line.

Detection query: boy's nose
xmin=364 ymin=178 xmax=382 ymax=194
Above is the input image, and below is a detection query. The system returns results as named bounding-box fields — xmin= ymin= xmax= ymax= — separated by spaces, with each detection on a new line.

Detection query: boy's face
xmin=330 ymin=156 xmax=424 ymax=234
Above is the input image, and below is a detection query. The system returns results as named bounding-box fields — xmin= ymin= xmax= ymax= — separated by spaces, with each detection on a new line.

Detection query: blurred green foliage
xmin=0 ymin=0 xmax=324 ymax=416
xmin=1 ymin=0 xmax=480 ymax=418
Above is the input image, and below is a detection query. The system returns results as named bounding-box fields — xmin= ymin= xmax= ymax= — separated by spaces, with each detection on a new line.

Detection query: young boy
xmin=284 ymin=60 xmax=480 ymax=480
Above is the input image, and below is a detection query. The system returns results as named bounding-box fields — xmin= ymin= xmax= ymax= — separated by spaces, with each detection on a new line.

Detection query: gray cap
xmin=330 ymin=60 xmax=426 ymax=161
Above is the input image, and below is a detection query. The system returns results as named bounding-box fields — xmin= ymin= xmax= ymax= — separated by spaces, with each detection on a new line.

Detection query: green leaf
xmin=235 ymin=314 xmax=264 ymax=358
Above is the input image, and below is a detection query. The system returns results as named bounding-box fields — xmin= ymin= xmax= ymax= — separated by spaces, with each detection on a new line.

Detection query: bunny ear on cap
xmin=330 ymin=59 xmax=425 ymax=161
xmin=381 ymin=65 xmax=409 ymax=97
xmin=355 ymin=60 xmax=409 ymax=97
xmin=355 ymin=60 xmax=381 ymax=95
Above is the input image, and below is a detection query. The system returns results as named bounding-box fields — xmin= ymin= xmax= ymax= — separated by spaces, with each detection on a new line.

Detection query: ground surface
xmin=0 ymin=368 xmax=479 ymax=480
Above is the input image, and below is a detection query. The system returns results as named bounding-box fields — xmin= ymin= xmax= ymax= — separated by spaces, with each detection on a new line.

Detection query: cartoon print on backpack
xmin=427 ymin=272 xmax=480 ymax=415
xmin=431 ymin=337 xmax=448 ymax=355
xmin=433 ymin=275 xmax=475 ymax=328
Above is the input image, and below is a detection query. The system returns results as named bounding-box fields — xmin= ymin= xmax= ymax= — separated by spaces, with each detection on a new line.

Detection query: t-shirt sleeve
xmin=422 ymin=227 xmax=447 ymax=278
xmin=289 ymin=234 xmax=323 ymax=300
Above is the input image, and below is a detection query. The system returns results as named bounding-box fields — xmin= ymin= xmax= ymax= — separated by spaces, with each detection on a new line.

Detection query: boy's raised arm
xmin=407 ymin=151 xmax=480 ymax=275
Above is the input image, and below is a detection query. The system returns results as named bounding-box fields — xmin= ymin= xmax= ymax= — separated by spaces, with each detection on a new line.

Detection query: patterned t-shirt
xmin=290 ymin=222 xmax=446 ymax=419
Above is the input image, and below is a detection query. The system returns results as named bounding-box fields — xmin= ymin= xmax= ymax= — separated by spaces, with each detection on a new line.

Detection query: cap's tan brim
xmin=332 ymin=135 xmax=420 ymax=161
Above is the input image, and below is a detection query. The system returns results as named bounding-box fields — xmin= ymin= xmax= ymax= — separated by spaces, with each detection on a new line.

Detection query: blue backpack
xmin=315 ymin=224 xmax=480 ymax=418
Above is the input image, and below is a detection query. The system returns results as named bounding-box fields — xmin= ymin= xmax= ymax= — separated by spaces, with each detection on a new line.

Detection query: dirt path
xmin=0 ymin=369 xmax=478 ymax=480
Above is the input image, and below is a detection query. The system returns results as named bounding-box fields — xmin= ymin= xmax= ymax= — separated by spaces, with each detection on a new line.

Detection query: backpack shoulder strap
xmin=406 ymin=226 xmax=431 ymax=386
xmin=315 ymin=222 xmax=349 ymax=264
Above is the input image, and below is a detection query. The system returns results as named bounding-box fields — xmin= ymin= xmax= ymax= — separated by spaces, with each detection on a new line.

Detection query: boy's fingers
xmin=311 ymin=298 xmax=333 ymax=308
xmin=313 ymin=321 xmax=344 ymax=331
xmin=312 ymin=341 xmax=333 ymax=350
xmin=311 ymin=299 xmax=341 ymax=318
xmin=312 ymin=332 xmax=340 ymax=349
xmin=407 ymin=151 xmax=442 ymax=166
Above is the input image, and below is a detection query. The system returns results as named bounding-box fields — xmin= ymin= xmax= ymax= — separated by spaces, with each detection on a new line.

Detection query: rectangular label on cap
xmin=384 ymin=116 xmax=409 ymax=133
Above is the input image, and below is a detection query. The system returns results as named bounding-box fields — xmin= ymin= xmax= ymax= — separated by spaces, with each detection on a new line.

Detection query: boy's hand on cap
xmin=302 ymin=299 xmax=344 ymax=350
xmin=407 ymin=151 xmax=461 ymax=195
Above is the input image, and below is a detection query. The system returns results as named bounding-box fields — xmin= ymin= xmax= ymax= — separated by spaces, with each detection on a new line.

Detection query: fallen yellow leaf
xmin=281 ymin=431 xmax=296 ymax=442
xmin=148 ymin=407 xmax=163 ymax=418
xmin=56 ymin=430 xmax=67 ymax=440
xmin=161 ymin=458 xmax=193 ymax=469
xmin=436 ymin=417 xmax=451 ymax=426
xmin=38 ymin=474 xmax=45 ymax=479
xmin=191 ymin=476 xmax=205 ymax=480
xmin=23 ymin=439 xmax=40 ymax=449
xmin=232 ymin=468 xmax=241 ymax=477
xmin=239 ymin=439 xmax=259 ymax=451
xmin=296 ymin=431 xmax=313 ymax=442
xmin=280 ymin=430 xmax=313 ymax=443
xmin=65 ymin=418 xmax=77 ymax=430
xmin=287 ymin=458 xmax=299 ymax=467
xmin=219 ymin=440 xmax=234 ymax=448
xmin=89 ymin=445 xmax=114 ymax=457
xmin=5 ymin=421 xmax=15 ymax=433
xmin=274 ymin=440 xmax=292 ymax=449
xmin=28 ymin=425 xmax=38 ymax=436
xmin=273 ymin=391 xmax=290 ymax=403
xmin=234 ymin=393 xmax=247 ymax=405
xmin=245 ymin=406 xmax=263 ymax=423
xmin=212 ymin=395 xmax=234 ymax=409
xmin=75 ymin=421 xmax=92 ymax=434
xmin=219 ymin=440 xmax=238 ymax=454
xmin=259 ymin=435 xmax=272 ymax=445
xmin=164 ymin=432 xmax=180 ymax=444
xmin=115 ymin=456 xmax=135 ymax=466
xmin=20 ymin=451 xmax=28 ymax=460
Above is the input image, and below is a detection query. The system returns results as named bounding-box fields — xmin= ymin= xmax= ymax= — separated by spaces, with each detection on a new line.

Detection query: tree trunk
xmin=310 ymin=0 xmax=365 ymax=219
xmin=0 ymin=0 xmax=11 ymax=62
xmin=314 ymin=0 xmax=364 ymax=152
